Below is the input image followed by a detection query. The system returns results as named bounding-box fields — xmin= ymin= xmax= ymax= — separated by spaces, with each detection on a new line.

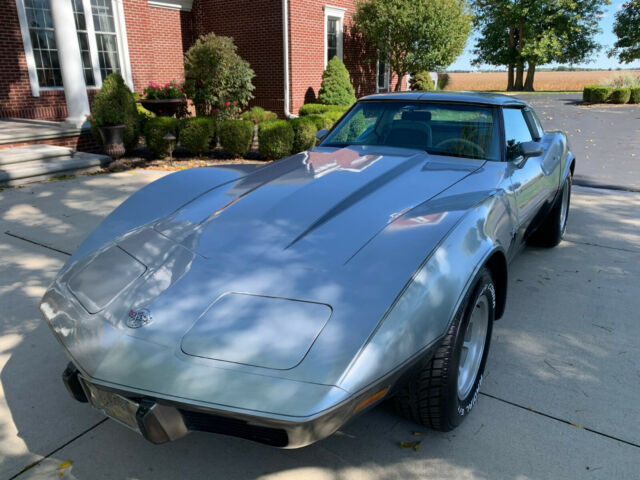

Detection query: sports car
xmin=40 ymin=92 xmax=574 ymax=448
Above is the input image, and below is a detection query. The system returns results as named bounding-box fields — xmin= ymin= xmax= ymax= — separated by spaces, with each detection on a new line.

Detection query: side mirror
xmin=315 ymin=128 xmax=329 ymax=142
xmin=511 ymin=141 xmax=544 ymax=167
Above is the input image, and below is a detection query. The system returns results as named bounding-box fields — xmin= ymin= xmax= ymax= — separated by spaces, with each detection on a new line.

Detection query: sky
xmin=449 ymin=2 xmax=640 ymax=71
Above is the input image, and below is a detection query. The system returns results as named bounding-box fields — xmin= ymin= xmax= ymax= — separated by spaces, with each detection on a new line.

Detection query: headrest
xmin=401 ymin=110 xmax=432 ymax=122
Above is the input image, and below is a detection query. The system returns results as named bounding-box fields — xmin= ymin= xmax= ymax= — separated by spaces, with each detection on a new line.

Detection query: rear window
xmin=322 ymin=101 xmax=501 ymax=161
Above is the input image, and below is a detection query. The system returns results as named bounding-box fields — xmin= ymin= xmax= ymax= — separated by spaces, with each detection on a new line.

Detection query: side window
xmin=525 ymin=109 xmax=544 ymax=140
xmin=503 ymin=108 xmax=533 ymax=160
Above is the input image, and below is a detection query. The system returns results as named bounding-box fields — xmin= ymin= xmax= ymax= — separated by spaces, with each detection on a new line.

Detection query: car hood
xmin=46 ymin=146 xmax=488 ymax=389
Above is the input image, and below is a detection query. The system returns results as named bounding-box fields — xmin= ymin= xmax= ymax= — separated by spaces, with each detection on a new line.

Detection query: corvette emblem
xmin=127 ymin=308 xmax=152 ymax=328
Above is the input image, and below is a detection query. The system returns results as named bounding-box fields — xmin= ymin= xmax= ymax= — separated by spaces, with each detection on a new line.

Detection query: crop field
xmin=444 ymin=70 xmax=640 ymax=91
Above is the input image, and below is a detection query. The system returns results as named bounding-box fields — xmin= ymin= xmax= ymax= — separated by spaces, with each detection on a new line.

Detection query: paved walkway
xmin=0 ymin=171 xmax=639 ymax=479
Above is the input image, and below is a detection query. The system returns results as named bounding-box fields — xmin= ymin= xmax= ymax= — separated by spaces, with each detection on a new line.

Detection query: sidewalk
xmin=1 ymin=171 xmax=638 ymax=479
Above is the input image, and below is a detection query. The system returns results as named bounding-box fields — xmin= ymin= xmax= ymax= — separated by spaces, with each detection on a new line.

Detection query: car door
xmin=504 ymin=106 xmax=556 ymax=240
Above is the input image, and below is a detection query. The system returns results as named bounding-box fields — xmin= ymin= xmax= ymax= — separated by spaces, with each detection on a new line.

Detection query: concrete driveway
xmin=1 ymin=171 xmax=639 ymax=480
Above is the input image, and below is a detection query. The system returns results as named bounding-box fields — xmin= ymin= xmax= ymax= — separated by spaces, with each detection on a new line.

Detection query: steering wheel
xmin=435 ymin=138 xmax=485 ymax=158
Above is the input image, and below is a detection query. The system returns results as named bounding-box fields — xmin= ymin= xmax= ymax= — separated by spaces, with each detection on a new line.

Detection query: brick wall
xmin=192 ymin=0 xmax=285 ymax=114
xmin=0 ymin=1 xmax=68 ymax=121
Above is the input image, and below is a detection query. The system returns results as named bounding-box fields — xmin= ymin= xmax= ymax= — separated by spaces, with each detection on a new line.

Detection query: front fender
xmin=338 ymin=192 xmax=512 ymax=394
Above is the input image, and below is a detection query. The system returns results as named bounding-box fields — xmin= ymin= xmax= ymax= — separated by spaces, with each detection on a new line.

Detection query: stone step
xmin=0 ymin=145 xmax=76 ymax=166
xmin=0 ymin=152 xmax=112 ymax=187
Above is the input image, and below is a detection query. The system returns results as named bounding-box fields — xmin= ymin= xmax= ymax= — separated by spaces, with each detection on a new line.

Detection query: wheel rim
xmin=559 ymin=181 xmax=570 ymax=233
xmin=457 ymin=296 xmax=489 ymax=400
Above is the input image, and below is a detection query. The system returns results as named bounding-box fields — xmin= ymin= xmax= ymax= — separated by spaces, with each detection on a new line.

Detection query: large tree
xmin=610 ymin=1 xmax=640 ymax=63
xmin=353 ymin=0 xmax=471 ymax=91
xmin=472 ymin=0 xmax=605 ymax=91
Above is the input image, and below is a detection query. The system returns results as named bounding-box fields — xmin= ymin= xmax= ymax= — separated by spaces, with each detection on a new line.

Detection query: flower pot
xmin=139 ymin=98 xmax=186 ymax=117
xmin=98 ymin=124 xmax=126 ymax=160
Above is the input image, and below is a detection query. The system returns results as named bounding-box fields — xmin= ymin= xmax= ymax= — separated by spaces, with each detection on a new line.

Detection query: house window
xmin=71 ymin=0 xmax=95 ymax=86
xmin=377 ymin=58 xmax=390 ymax=92
xmin=24 ymin=0 xmax=62 ymax=87
xmin=90 ymin=0 xmax=121 ymax=80
xmin=324 ymin=6 xmax=345 ymax=66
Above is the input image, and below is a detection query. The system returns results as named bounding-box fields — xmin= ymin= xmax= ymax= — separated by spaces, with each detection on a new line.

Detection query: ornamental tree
xmin=317 ymin=57 xmax=357 ymax=106
xmin=353 ymin=0 xmax=471 ymax=91
xmin=610 ymin=1 xmax=640 ymax=63
xmin=183 ymin=33 xmax=255 ymax=118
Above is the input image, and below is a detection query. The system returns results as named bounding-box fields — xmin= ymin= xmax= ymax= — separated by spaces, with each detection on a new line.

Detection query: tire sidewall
xmin=560 ymin=175 xmax=572 ymax=237
xmin=445 ymin=271 xmax=495 ymax=428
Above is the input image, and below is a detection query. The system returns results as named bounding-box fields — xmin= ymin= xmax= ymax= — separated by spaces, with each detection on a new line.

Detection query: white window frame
xmin=376 ymin=57 xmax=390 ymax=92
xmin=14 ymin=0 xmax=133 ymax=96
xmin=323 ymin=5 xmax=345 ymax=67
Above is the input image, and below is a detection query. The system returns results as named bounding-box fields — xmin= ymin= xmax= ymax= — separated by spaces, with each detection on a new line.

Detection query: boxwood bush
xmin=582 ymin=85 xmax=599 ymax=103
xmin=611 ymin=88 xmax=631 ymax=104
xmin=298 ymin=104 xmax=348 ymax=116
xmin=590 ymin=86 xmax=613 ymax=103
xmin=305 ymin=114 xmax=335 ymax=130
xmin=630 ymin=87 xmax=640 ymax=104
xmin=179 ymin=116 xmax=216 ymax=155
xmin=144 ymin=117 xmax=179 ymax=158
xmin=409 ymin=71 xmax=434 ymax=91
xmin=219 ymin=119 xmax=253 ymax=157
xmin=258 ymin=120 xmax=294 ymax=159
xmin=290 ymin=117 xmax=318 ymax=153
xmin=241 ymin=106 xmax=277 ymax=124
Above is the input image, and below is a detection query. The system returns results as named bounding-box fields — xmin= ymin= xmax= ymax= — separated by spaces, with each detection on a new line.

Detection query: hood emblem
xmin=127 ymin=308 xmax=152 ymax=328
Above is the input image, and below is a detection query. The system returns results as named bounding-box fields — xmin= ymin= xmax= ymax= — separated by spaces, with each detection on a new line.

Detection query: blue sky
xmin=449 ymin=2 xmax=640 ymax=71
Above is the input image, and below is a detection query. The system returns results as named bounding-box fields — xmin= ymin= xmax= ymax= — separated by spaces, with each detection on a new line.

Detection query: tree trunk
xmin=524 ymin=63 xmax=536 ymax=91
xmin=514 ymin=63 xmax=524 ymax=90
xmin=507 ymin=64 xmax=515 ymax=91
xmin=394 ymin=72 xmax=403 ymax=91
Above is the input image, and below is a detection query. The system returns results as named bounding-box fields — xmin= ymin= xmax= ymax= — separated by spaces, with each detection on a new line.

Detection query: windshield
xmin=321 ymin=101 xmax=501 ymax=161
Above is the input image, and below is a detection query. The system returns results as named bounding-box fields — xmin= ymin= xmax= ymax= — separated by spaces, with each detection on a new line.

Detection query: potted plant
xmin=89 ymin=73 xmax=139 ymax=160
xmin=139 ymin=80 xmax=186 ymax=116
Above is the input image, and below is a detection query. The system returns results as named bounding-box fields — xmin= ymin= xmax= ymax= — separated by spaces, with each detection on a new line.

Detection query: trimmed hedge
xmin=409 ymin=71 xmax=434 ymax=91
xmin=290 ymin=117 xmax=318 ymax=153
xmin=305 ymin=114 xmax=335 ymax=130
xmin=241 ymin=106 xmax=278 ymax=124
xmin=590 ymin=86 xmax=612 ymax=103
xmin=317 ymin=56 xmax=356 ymax=106
xmin=583 ymin=85 xmax=599 ymax=103
xmin=611 ymin=88 xmax=631 ymax=104
xmin=298 ymin=104 xmax=348 ymax=116
xmin=144 ymin=117 xmax=179 ymax=158
xmin=219 ymin=119 xmax=253 ymax=157
xmin=630 ymin=87 xmax=640 ymax=104
xmin=437 ymin=73 xmax=450 ymax=90
xmin=259 ymin=120 xmax=294 ymax=159
xmin=321 ymin=110 xmax=344 ymax=124
xmin=179 ymin=116 xmax=216 ymax=155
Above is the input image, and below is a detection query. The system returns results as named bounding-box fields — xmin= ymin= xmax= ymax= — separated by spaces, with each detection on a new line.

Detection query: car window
xmin=321 ymin=101 xmax=501 ymax=161
xmin=526 ymin=109 xmax=544 ymax=140
xmin=503 ymin=108 xmax=533 ymax=160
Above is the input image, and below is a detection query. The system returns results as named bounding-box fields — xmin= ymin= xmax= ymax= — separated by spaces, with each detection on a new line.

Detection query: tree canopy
xmin=353 ymin=0 xmax=471 ymax=91
xmin=610 ymin=1 xmax=640 ymax=63
xmin=472 ymin=0 xmax=606 ymax=91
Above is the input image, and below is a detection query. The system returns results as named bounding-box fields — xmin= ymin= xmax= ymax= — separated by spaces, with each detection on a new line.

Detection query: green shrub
xmin=241 ymin=106 xmax=278 ymax=124
xmin=321 ymin=110 xmax=344 ymax=123
xmin=437 ymin=72 xmax=450 ymax=90
xmin=317 ymin=57 xmax=356 ymax=106
xmin=610 ymin=87 xmax=631 ymax=104
xmin=298 ymin=104 xmax=348 ymax=116
xmin=305 ymin=114 xmax=335 ymax=130
xmin=90 ymin=73 xmax=140 ymax=152
xmin=590 ymin=86 xmax=613 ymax=103
xmin=258 ymin=120 xmax=294 ymax=159
xmin=144 ymin=117 xmax=179 ymax=158
xmin=333 ymin=110 xmax=368 ymax=143
xmin=630 ymin=87 xmax=640 ymax=104
xmin=290 ymin=117 xmax=318 ymax=153
xmin=218 ymin=119 xmax=253 ymax=157
xmin=582 ymin=85 xmax=599 ymax=103
xmin=136 ymin=101 xmax=154 ymax=132
xmin=183 ymin=33 xmax=255 ymax=118
xmin=409 ymin=71 xmax=434 ymax=91
xmin=179 ymin=116 xmax=216 ymax=155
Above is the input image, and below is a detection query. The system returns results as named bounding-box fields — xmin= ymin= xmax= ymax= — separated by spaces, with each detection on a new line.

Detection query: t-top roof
xmin=359 ymin=91 xmax=530 ymax=107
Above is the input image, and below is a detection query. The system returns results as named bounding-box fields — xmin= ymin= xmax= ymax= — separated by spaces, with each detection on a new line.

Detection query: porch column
xmin=50 ymin=0 xmax=90 ymax=127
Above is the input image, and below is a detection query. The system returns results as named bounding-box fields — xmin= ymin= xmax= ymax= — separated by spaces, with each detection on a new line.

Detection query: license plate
xmin=80 ymin=377 xmax=140 ymax=432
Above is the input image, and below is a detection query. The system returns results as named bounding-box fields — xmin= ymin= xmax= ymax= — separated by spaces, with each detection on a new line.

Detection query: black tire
xmin=530 ymin=175 xmax=572 ymax=248
xmin=394 ymin=267 xmax=495 ymax=431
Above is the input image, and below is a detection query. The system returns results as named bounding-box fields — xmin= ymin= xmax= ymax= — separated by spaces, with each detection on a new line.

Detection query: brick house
xmin=1 ymin=0 xmax=406 ymax=128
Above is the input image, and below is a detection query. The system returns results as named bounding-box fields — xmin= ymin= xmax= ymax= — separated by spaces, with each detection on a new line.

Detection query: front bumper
xmin=62 ymin=362 xmax=374 ymax=448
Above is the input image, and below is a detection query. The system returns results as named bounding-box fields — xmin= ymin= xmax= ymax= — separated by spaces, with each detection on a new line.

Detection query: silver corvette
xmin=41 ymin=92 xmax=574 ymax=448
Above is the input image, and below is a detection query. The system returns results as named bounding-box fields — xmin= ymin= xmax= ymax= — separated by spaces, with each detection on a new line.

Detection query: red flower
xmin=225 ymin=101 xmax=231 ymax=106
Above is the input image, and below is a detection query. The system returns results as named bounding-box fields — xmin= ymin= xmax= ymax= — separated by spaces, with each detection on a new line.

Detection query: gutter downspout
xmin=282 ymin=0 xmax=297 ymax=118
